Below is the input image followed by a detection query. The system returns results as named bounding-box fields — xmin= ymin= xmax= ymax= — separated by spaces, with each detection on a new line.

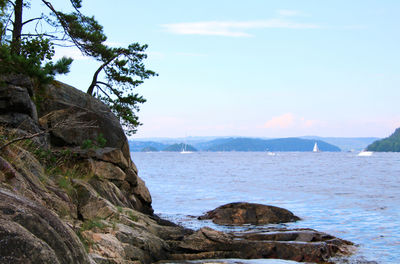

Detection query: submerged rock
xmin=198 ymin=202 xmax=300 ymax=225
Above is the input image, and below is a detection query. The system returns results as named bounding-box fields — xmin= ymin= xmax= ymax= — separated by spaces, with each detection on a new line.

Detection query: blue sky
xmin=38 ymin=0 xmax=400 ymax=138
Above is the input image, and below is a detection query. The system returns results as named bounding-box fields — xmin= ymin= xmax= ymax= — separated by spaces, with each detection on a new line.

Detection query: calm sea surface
xmin=131 ymin=152 xmax=400 ymax=264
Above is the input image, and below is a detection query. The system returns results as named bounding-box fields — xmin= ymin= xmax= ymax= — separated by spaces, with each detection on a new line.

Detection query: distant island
xmin=140 ymin=146 xmax=159 ymax=152
xmin=301 ymin=136 xmax=379 ymax=152
xmin=129 ymin=137 xmax=341 ymax=152
xmin=206 ymin=138 xmax=340 ymax=152
xmin=367 ymin=128 xmax=400 ymax=152
xmin=163 ymin=143 xmax=197 ymax=152
xmin=130 ymin=141 xmax=169 ymax=152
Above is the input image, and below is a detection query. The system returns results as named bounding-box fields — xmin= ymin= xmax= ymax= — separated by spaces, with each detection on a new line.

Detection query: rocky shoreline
xmin=0 ymin=74 xmax=354 ymax=263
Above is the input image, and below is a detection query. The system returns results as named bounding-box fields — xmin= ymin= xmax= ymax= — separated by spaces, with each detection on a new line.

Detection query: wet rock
xmin=169 ymin=227 xmax=354 ymax=263
xmin=236 ymin=228 xmax=337 ymax=242
xmin=198 ymin=202 xmax=300 ymax=225
xmin=178 ymin=227 xmax=235 ymax=252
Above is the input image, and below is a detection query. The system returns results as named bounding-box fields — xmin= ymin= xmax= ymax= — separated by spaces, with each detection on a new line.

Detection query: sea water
xmin=131 ymin=152 xmax=400 ymax=263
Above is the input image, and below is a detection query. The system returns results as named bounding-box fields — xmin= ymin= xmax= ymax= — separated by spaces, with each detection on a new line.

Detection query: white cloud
xmin=264 ymin=113 xmax=295 ymax=129
xmin=162 ymin=19 xmax=320 ymax=37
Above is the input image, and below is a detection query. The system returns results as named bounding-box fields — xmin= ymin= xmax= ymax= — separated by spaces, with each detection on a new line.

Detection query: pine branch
xmin=22 ymin=17 xmax=43 ymax=26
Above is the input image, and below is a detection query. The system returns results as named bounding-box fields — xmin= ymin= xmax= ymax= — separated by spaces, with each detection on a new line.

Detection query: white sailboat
xmin=180 ymin=143 xmax=192 ymax=154
xmin=313 ymin=142 xmax=320 ymax=152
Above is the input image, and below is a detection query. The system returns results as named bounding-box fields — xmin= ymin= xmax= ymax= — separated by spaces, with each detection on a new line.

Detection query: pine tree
xmin=0 ymin=0 xmax=155 ymax=135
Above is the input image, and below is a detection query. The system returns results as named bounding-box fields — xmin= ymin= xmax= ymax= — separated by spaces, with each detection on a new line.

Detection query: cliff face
xmin=0 ymin=74 xmax=354 ymax=264
xmin=0 ymin=74 xmax=188 ymax=263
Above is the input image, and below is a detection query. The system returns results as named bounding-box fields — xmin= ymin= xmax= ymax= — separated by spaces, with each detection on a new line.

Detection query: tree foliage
xmin=87 ymin=43 xmax=156 ymax=134
xmin=0 ymin=0 xmax=155 ymax=135
xmin=366 ymin=128 xmax=400 ymax=152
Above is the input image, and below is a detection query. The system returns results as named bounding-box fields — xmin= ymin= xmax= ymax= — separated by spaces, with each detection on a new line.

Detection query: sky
xmin=32 ymin=0 xmax=400 ymax=138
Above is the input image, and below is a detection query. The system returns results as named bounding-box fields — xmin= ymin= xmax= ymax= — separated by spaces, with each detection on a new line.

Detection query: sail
xmin=313 ymin=142 xmax=319 ymax=152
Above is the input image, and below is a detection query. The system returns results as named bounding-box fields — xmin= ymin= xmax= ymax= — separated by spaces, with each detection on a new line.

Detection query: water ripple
xmin=132 ymin=152 xmax=400 ymax=264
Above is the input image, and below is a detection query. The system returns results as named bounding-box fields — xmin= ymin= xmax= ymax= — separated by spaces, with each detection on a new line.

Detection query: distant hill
xmin=207 ymin=137 xmax=340 ymax=152
xmin=140 ymin=146 xmax=158 ymax=152
xmin=129 ymin=141 xmax=168 ymax=152
xmin=163 ymin=143 xmax=197 ymax=152
xmin=301 ymin=136 xmax=379 ymax=151
xmin=193 ymin=138 xmax=235 ymax=151
xmin=366 ymin=128 xmax=400 ymax=152
xmin=129 ymin=137 xmax=341 ymax=152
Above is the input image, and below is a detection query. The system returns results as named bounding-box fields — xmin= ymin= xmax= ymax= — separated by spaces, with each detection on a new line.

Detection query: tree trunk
xmin=87 ymin=65 xmax=102 ymax=95
xmin=11 ymin=0 xmax=23 ymax=55
xmin=87 ymin=55 xmax=117 ymax=95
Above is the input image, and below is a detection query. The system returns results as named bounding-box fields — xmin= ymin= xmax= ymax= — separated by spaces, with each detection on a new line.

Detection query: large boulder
xmin=38 ymin=81 xmax=130 ymax=159
xmin=198 ymin=202 xmax=300 ymax=225
xmin=36 ymin=80 xmax=153 ymax=214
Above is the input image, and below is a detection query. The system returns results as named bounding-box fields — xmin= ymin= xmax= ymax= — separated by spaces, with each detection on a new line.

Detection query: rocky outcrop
xmin=35 ymin=80 xmax=153 ymax=214
xmin=198 ymin=202 xmax=300 ymax=225
xmin=0 ymin=75 xmax=354 ymax=264
xmin=38 ymin=81 xmax=130 ymax=159
xmin=0 ymin=74 xmax=41 ymax=135
xmin=169 ymin=227 xmax=353 ymax=263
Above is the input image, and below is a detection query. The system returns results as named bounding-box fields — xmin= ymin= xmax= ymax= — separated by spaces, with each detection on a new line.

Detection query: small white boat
xmin=358 ymin=150 xmax=373 ymax=156
xmin=313 ymin=142 xmax=320 ymax=152
xmin=265 ymin=148 xmax=276 ymax=156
